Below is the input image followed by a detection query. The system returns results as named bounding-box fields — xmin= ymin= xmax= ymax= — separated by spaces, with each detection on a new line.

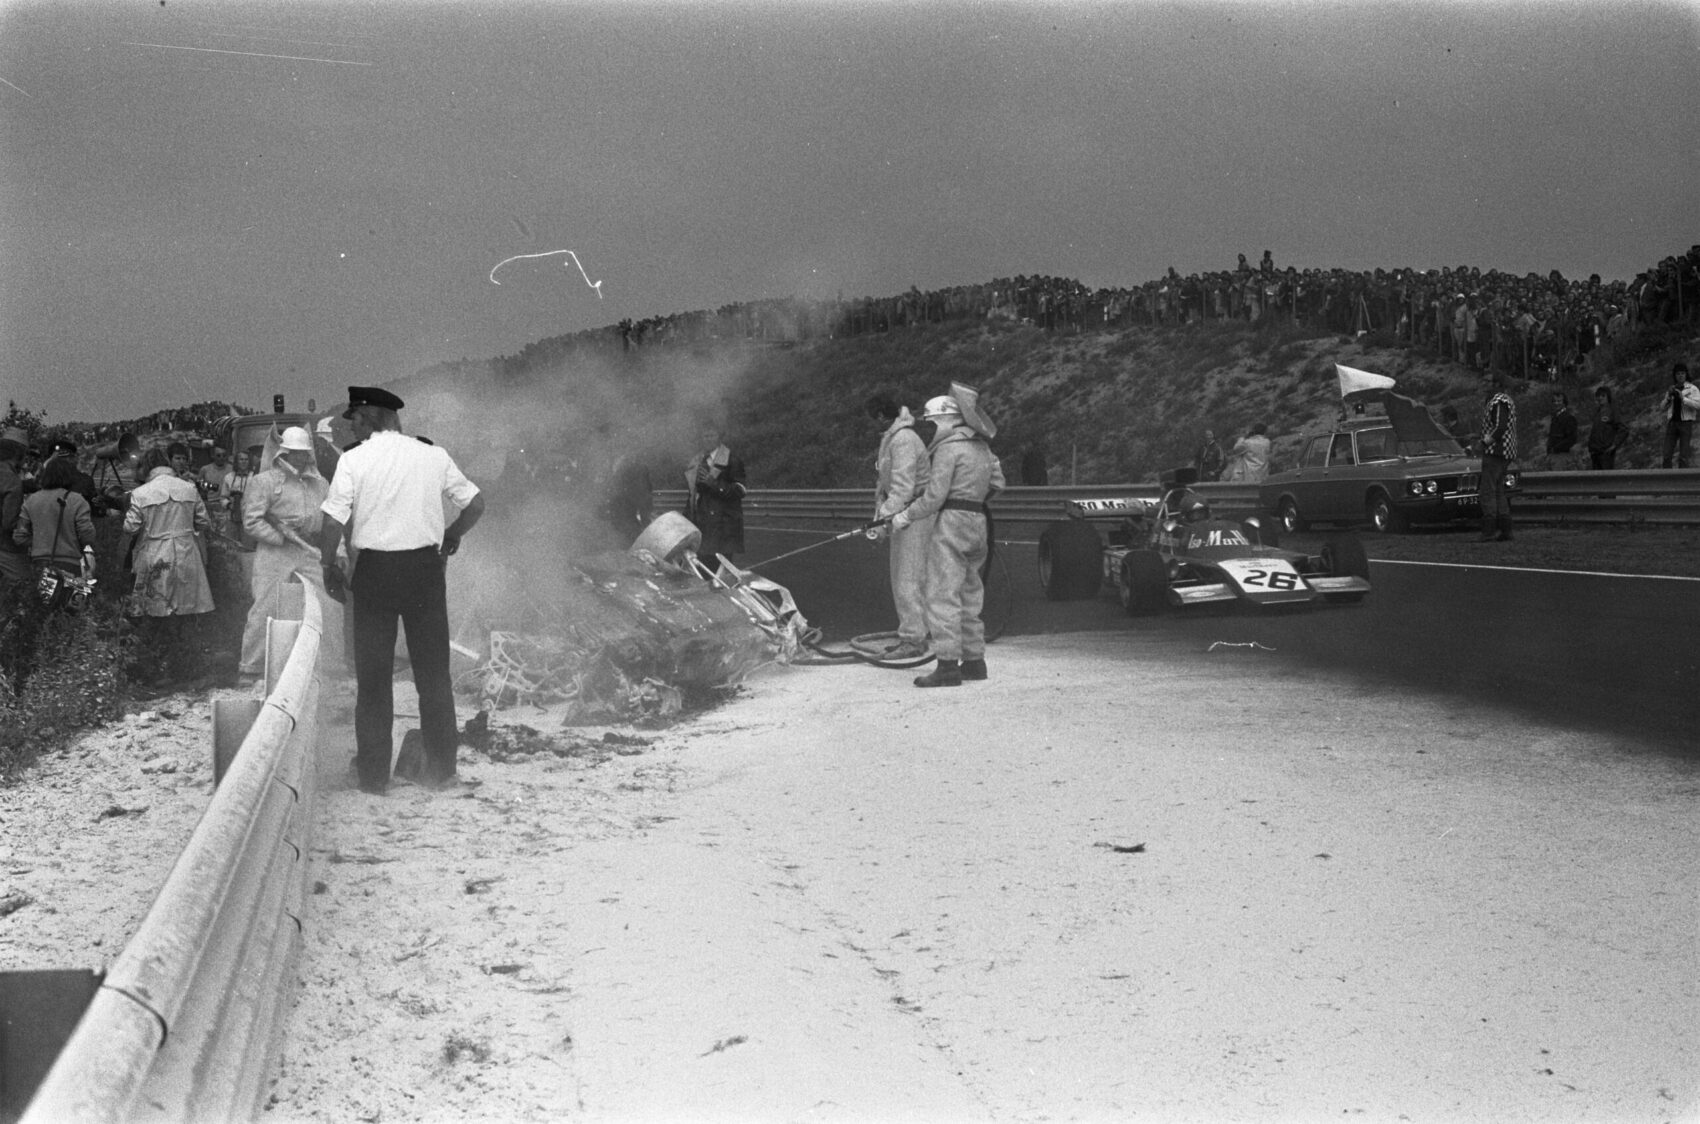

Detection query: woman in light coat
xmin=1224 ymin=423 xmax=1273 ymax=483
xmin=120 ymin=448 xmax=215 ymax=682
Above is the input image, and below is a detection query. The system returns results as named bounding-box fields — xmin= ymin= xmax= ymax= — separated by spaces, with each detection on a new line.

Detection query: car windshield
xmin=1355 ymin=427 xmax=1464 ymax=459
xmin=1397 ymin=436 xmax=1467 ymax=456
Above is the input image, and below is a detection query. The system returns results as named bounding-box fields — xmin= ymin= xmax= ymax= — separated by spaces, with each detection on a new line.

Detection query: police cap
xmin=343 ymin=386 xmax=405 ymax=418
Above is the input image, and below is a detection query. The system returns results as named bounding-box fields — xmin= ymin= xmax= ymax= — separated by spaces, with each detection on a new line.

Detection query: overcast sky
xmin=1 ymin=0 xmax=1695 ymax=423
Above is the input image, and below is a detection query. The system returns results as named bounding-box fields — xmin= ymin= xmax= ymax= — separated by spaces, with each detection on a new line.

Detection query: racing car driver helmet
xmin=1177 ymin=490 xmax=1212 ymax=524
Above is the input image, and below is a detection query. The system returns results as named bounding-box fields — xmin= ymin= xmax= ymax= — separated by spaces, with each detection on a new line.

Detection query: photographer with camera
xmin=220 ymin=447 xmax=257 ymax=544
xmin=1660 ymin=361 xmax=1700 ymax=469
xmin=91 ymin=431 xmax=142 ymax=516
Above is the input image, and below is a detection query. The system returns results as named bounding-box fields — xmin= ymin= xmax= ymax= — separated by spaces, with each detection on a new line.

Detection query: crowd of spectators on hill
xmin=452 ymin=245 xmax=1699 ymax=395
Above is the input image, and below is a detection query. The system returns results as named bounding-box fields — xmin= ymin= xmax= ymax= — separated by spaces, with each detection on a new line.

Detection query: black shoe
xmin=1496 ymin=515 xmax=1514 ymax=541
xmin=914 ymin=660 xmax=961 ymax=688
xmin=960 ymin=658 xmax=987 ymax=681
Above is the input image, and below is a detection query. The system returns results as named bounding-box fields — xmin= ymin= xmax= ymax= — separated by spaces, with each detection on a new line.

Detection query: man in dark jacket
xmin=684 ymin=428 xmax=746 ymax=562
xmin=1195 ymin=428 xmax=1225 ymax=481
xmin=1545 ymin=392 xmax=1578 ymax=461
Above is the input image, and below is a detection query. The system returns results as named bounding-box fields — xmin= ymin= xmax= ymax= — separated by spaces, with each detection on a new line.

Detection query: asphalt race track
xmin=740 ymin=525 xmax=1700 ymax=759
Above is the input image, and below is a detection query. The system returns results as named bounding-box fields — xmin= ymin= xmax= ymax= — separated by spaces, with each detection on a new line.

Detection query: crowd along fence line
xmin=658 ymin=469 xmax=1700 ymax=530
xmin=21 ymin=588 xmax=323 ymax=1124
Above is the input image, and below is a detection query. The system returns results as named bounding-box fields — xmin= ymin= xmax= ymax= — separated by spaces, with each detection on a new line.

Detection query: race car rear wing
xmin=1066 ymin=496 xmax=1159 ymax=520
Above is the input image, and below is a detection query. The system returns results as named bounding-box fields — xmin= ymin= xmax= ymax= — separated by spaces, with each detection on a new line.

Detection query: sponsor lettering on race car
xmin=1039 ymin=470 xmax=1372 ymax=614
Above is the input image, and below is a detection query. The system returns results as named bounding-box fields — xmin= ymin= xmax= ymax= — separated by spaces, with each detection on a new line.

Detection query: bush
xmin=0 ymin=528 xmax=252 ymax=782
xmin=0 ymin=584 xmax=131 ymax=781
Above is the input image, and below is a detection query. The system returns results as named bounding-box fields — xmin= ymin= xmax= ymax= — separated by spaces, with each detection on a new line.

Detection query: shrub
xmin=0 ymin=585 xmax=131 ymax=782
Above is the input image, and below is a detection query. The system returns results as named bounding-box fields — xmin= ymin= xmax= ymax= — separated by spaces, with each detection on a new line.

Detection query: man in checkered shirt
xmin=1479 ymin=374 xmax=1518 ymax=542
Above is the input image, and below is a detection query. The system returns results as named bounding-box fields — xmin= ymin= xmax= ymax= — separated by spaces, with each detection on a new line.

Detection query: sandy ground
xmin=4 ymin=637 xmax=1696 ymax=1123
xmin=0 ymin=698 xmax=220 ymax=970
xmin=266 ymin=637 xmax=1694 ymax=1124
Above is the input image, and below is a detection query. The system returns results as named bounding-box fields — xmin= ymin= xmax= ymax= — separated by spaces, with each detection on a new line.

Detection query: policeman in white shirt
xmin=319 ymin=387 xmax=485 ymax=795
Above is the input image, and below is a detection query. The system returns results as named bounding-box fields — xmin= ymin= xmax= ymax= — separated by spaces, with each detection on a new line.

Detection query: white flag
xmin=1336 ymin=363 xmax=1396 ymax=397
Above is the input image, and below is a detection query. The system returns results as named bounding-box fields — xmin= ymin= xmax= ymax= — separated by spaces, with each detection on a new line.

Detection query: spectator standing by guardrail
xmin=1660 ymin=362 xmax=1699 ymax=469
xmin=1546 ymin=392 xmax=1578 ymax=464
xmin=1195 ymin=428 xmax=1225 ymax=482
xmin=1586 ymin=386 xmax=1625 ymax=470
xmin=1478 ymin=375 xmax=1518 ymax=541
xmin=1224 ymin=424 xmax=1272 ymax=483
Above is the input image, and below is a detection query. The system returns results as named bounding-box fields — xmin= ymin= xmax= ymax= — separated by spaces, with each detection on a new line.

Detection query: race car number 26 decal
xmin=1239 ymin=568 xmax=1301 ymax=590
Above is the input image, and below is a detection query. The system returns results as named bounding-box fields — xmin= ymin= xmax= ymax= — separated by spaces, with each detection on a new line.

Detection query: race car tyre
xmin=1366 ymin=491 xmax=1409 ymax=534
xmin=1277 ymin=497 xmax=1307 ymax=535
xmin=1038 ymin=520 xmax=1103 ymax=601
xmin=1118 ymin=550 xmax=1168 ymax=616
xmin=1320 ymin=532 xmax=1370 ymax=603
xmin=631 ymin=511 xmax=703 ymax=562
xmin=1242 ymin=518 xmax=1280 ymax=550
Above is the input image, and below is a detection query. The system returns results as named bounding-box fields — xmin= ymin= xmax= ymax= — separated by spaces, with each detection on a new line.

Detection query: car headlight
xmin=1504 ymin=470 xmax=1519 ymax=488
xmin=1407 ymin=480 xmax=1423 ymax=496
xmin=1424 ymin=480 xmax=1437 ymax=494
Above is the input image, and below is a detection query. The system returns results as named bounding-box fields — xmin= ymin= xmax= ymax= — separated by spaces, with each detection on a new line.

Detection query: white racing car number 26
xmin=1216 ymin=556 xmax=1304 ymax=592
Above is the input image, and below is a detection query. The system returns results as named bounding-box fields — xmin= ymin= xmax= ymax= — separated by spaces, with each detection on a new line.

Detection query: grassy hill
xmin=396 ymin=310 xmax=1698 ymax=489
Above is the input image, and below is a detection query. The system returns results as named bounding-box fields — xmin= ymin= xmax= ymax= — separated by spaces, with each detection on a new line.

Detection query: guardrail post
xmin=212 ymin=698 xmax=264 ymax=787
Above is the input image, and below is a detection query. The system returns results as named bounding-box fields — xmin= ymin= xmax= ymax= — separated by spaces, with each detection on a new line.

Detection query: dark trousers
xmin=1480 ymin=454 xmax=1512 ymax=521
xmin=1662 ymin=420 xmax=1693 ymax=468
xmin=350 ymin=547 xmax=458 ymax=788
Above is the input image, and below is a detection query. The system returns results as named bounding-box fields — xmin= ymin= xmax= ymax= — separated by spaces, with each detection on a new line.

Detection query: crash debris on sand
xmin=455 ymin=540 xmax=814 ymax=726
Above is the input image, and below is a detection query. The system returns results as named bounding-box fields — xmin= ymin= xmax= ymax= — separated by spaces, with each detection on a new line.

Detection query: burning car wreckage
xmin=454 ymin=513 xmax=817 ymax=725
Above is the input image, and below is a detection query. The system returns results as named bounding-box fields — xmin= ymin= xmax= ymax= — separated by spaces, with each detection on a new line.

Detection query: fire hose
xmin=743 ymin=517 xmax=892 ymax=570
xmin=742 ymin=514 xmax=1011 ymax=668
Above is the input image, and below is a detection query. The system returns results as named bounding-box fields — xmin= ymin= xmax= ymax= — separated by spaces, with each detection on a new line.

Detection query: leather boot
xmin=914 ymin=659 xmax=961 ymax=688
xmin=960 ymin=657 xmax=987 ymax=681
xmin=1496 ymin=515 xmax=1514 ymax=541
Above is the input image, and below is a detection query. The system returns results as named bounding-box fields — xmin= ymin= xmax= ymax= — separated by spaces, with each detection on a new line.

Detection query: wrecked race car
xmin=455 ymin=513 xmax=814 ymax=724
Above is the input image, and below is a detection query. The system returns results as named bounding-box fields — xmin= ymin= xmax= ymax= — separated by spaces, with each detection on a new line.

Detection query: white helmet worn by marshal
xmin=922 ymin=395 xmax=960 ymax=418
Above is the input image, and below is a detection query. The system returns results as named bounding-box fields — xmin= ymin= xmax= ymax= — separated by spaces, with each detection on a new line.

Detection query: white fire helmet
xmin=922 ymin=395 xmax=961 ymax=419
xmin=279 ymin=426 xmax=314 ymax=452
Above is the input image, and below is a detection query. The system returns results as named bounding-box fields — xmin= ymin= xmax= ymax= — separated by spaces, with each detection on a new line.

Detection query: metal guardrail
xmin=22 ymin=591 xmax=323 ymax=1124
xmin=659 ymin=469 xmax=1700 ymax=529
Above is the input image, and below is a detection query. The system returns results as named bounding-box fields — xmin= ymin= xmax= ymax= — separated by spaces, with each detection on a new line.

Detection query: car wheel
xmin=1119 ymin=550 xmax=1168 ymax=616
xmin=1277 ymin=497 xmax=1306 ymax=534
xmin=1366 ymin=491 xmax=1409 ymax=534
xmin=1320 ymin=532 xmax=1370 ymax=603
xmin=1038 ymin=520 xmax=1103 ymax=601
